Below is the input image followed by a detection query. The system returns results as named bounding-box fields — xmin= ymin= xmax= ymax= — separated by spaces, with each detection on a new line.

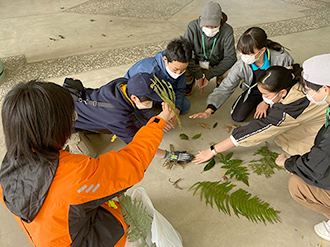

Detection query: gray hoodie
xmin=184 ymin=13 xmax=237 ymax=81
xmin=206 ymin=48 xmax=294 ymax=112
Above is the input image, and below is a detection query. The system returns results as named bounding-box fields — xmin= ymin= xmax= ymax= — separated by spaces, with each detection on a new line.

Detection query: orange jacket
xmin=0 ymin=116 xmax=165 ymax=247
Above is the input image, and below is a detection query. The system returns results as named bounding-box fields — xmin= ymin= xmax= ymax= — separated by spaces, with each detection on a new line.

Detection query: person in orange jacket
xmin=0 ymin=80 xmax=175 ymax=247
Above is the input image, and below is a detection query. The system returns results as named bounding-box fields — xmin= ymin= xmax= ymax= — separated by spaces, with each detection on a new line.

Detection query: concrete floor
xmin=0 ymin=0 xmax=330 ymax=246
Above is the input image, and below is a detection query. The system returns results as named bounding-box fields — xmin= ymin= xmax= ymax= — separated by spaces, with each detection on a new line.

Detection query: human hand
xmin=192 ymin=148 xmax=214 ymax=164
xmin=189 ymin=108 xmax=212 ymax=119
xmin=254 ymin=101 xmax=269 ymax=119
xmin=275 ymin=153 xmax=287 ymax=167
xmin=162 ymin=107 xmax=179 ymax=132
xmin=164 ymin=151 xmax=194 ymax=162
xmin=197 ymin=77 xmax=209 ymax=95
xmin=157 ymin=102 xmax=175 ymax=123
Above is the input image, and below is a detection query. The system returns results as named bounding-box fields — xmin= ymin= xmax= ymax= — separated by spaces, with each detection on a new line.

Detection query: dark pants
xmin=231 ymin=86 xmax=263 ymax=122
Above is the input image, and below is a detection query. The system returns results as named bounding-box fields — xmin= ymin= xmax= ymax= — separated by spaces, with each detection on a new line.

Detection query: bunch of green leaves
xmin=150 ymin=75 xmax=181 ymax=130
xmin=120 ymin=195 xmax=156 ymax=247
xmin=218 ymin=152 xmax=249 ymax=186
xmin=248 ymin=146 xmax=284 ymax=178
xmin=189 ymin=181 xmax=281 ymax=224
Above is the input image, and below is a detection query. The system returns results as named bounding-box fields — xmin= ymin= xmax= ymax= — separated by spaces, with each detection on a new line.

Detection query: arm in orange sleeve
xmin=63 ymin=116 xmax=166 ymax=202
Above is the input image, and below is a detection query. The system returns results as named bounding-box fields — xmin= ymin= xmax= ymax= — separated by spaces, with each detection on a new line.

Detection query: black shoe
xmin=185 ymin=81 xmax=196 ymax=96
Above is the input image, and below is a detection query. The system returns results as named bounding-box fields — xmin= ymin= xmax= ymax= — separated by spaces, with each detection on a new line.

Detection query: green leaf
xmin=120 ymin=195 xmax=153 ymax=245
xmin=90 ymin=19 xmax=96 ymax=22
xmin=49 ymin=37 xmax=56 ymax=41
xmin=58 ymin=35 xmax=65 ymax=39
xmin=213 ymin=122 xmax=218 ymax=128
xmin=179 ymin=133 xmax=189 ymax=140
xmin=225 ymin=152 xmax=234 ymax=161
xmin=192 ymin=133 xmax=202 ymax=139
xmin=189 ymin=181 xmax=281 ymax=224
xmin=101 ymin=34 xmax=106 ymax=37
xmin=248 ymin=146 xmax=284 ymax=178
xmin=203 ymin=158 xmax=215 ymax=171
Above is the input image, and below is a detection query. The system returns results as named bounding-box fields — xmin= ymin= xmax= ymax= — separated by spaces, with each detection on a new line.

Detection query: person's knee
xmin=231 ymin=113 xmax=246 ymax=122
xmin=180 ymin=97 xmax=191 ymax=114
xmin=288 ymin=175 xmax=305 ymax=202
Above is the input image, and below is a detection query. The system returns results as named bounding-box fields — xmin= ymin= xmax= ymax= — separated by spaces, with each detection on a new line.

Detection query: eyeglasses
xmin=73 ymin=111 xmax=78 ymax=121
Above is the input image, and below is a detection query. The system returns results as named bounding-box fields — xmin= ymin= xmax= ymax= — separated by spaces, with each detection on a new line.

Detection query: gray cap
xmin=303 ymin=54 xmax=330 ymax=86
xmin=200 ymin=2 xmax=222 ymax=27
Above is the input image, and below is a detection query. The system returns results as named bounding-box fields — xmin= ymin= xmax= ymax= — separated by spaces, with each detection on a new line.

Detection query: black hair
xmin=237 ymin=27 xmax=285 ymax=55
xmin=304 ymin=80 xmax=323 ymax=91
xmin=164 ymin=36 xmax=192 ymax=63
xmin=2 ymin=80 xmax=75 ymax=166
xmin=257 ymin=64 xmax=303 ymax=92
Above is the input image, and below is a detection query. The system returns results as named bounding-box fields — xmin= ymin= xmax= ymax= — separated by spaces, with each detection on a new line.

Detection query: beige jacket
xmin=231 ymin=83 xmax=327 ymax=155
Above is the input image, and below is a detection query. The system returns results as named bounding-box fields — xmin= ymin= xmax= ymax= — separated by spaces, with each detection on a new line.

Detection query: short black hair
xmin=2 ymin=80 xmax=75 ymax=166
xmin=304 ymin=80 xmax=323 ymax=91
xmin=164 ymin=37 xmax=192 ymax=63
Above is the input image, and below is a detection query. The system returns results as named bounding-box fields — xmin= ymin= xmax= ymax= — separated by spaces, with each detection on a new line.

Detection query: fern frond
xmin=248 ymin=146 xmax=284 ymax=178
xmin=150 ymin=76 xmax=182 ymax=130
xmin=189 ymin=181 xmax=281 ymax=224
xmin=220 ymin=158 xmax=249 ymax=186
xmin=119 ymin=195 xmax=153 ymax=246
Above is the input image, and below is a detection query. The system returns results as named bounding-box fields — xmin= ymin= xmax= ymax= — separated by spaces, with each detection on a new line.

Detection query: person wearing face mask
xmin=190 ymin=27 xmax=294 ymax=122
xmin=65 ymin=73 xmax=194 ymax=163
xmin=125 ymin=37 xmax=192 ymax=132
xmin=275 ymin=54 xmax=330 ymax=241
xmin=192 ymin=65 xmax=327 ymax=164
xmin=184 ymin=1 xmax=236 ymax=95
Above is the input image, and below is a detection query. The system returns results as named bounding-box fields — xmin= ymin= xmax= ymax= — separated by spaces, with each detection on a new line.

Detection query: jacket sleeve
xmin=184 ymin=23 xmax=204 ymax=80
xmin=205 ymin=28 xmax=237 ymax=81
xmin=206 ymin=61 xmax=243 ymax=111
xmin=231 ymin=108 xmax=300 ymax=147
xmin=67 ymin=116 xmax=166 ymax=203
xmin=284 ymin=126 xmax=330 ymax=190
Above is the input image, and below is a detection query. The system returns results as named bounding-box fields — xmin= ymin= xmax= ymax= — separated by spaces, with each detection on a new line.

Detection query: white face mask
xmin=165 ymin=65 xmax=185 ymax=79
xmin=306 ymin=90 xmax=328 ymax=105
xmin=262 ymin=91 xmax=281 ymax=105
xmin=202 ymin=26 xmax=219 ymax=37
xmin=240 ymin=49 xmax=263 ymax=65
xmin=136 ymin=100 xmax=153 ymax=109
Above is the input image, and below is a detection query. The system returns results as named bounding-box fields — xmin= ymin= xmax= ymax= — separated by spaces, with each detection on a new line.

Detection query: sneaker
xmin=184 ymin=80 xmax=196 ymax=96
xmin=314 ymin=220 xmax=330 ymax=241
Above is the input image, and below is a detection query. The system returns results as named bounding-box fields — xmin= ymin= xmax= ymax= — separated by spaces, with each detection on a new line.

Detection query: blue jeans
xmin=180 ymin=96 xmax=191 ymax=114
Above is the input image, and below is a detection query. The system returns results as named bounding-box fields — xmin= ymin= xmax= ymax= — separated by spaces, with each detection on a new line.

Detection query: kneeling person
xmin=67 ymin=73 xmax=193 ymax=162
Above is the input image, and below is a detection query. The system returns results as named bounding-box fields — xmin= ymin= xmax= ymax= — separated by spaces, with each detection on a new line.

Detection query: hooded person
xmin=183 ymin=1 xmax=237 ymax=95
xmin=66 ymin=72 xmax=194 ymax=162
xmin=275 ymin=54 xmax=330 ymax=241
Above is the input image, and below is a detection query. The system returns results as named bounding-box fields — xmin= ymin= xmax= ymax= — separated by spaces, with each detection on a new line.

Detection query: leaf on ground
xmin=200 ymin=123 xmax=210 ymax=129
xmin=192 ymin=133 xmax=202 ymax=139
xmin=229 ymin=124 xmax=239 ymax=129
xmin=90 ymin=19 xmax=96 ymax=22
xmin=49 ymin=38 xmax=57 ymax=41
xmin=58 ymin=35 xmax=65 ymax=39
xmin=203 ymin=158 xmax=215 ymax=171
xmin=213 ymin=122 xmax=218 ymax=128
xmin=102 ymin=34 xmax=106 ymax=37
xmin=179 ymin=133 xmax=189 ymax=140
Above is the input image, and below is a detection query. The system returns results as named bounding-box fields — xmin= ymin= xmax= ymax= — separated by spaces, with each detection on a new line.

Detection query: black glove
xmin=164 ymin=151 xmax=194 ymax=162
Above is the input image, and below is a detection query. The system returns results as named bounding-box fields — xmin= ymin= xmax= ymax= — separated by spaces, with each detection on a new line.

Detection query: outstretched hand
xmin=189 ymin=108 xmax=212 ymax=119
xmin=192 ymin=149 xmax=214 ymax=164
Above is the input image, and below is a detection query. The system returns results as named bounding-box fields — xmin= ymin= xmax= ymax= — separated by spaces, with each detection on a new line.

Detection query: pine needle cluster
xmin=120 ymin=195 xmax=156 ymax=247
xmin=150 ymin=75 xmax=182 ymax=130
xmin=248 ymin=146 xmax=285 ymax=178
xmin=189 ymin=181 xmax=281 ymax=224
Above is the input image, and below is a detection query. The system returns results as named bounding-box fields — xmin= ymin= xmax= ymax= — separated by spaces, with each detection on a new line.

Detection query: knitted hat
xmin=303 ymin=54 xmax=330 ymax=86
xmin=200 ymin=2 xmax=222 ymax=27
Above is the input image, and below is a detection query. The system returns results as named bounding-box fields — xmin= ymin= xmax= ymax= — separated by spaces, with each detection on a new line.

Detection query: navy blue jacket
xmin=74 ymin=78 xmax=156 ymax=144
xmin=125 ymin=50 xmax=186 ymax=111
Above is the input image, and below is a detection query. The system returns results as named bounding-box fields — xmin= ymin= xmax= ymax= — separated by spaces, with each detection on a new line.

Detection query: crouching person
xmin=0 ymin=80 xmax=175 ymax=246
xmin=275 ymin=54 xmax=330 ymax=241
xmin=66 ymin=72 xmax=193 ymax=162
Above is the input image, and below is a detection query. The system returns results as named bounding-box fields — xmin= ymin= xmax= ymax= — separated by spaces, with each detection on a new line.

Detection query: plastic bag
xmin=125 ymin=187 xmax=183 ymax=247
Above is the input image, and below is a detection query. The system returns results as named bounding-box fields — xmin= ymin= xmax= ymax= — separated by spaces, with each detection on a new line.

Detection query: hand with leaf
xmin=192 ymin=137 xmax=236 ymax=164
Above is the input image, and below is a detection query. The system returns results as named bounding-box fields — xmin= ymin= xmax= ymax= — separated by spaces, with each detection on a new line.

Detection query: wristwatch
xmin=210 ymin=145 xmax=217 ymax=155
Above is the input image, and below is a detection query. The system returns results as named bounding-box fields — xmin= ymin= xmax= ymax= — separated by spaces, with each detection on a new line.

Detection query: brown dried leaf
xmin=229 ymin=124 xmax=238 ymax=129
xmin=199 ymin=123 xmax=210 ymax=129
